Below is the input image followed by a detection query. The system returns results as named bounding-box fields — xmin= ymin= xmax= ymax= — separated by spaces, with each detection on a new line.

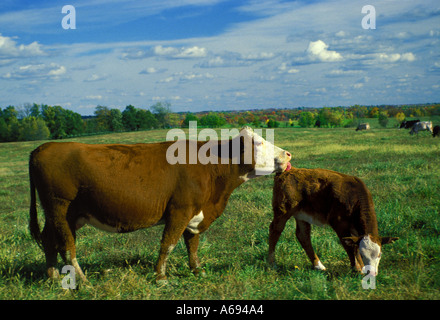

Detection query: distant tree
xmin=182 ymin=113 xmax=199 ymax=128
xmin=317 ymin=108 xmax=343 ymax=127
xmin=167 ymin=112 xmax=181 ymax=128
xmin=252 ymin=119 xmax=261 ymax=128
xmin=64 ymin=109 xmax=84 ymax=136
xmin=30 ymin=103 xmax=41 ymax=118
xmin=395 ymin=112 xmax=405 ymax=123
xmin=17 ymin=103 xmax=33 ymax=119
xmin=19 ymin=116 xmax=50 ymax=141
xmin=42 ymin=105 xmax=67 ymax=139
xmin=200 ymin=112 xmax=226 ymax=127
xmin=369 ymin=107 xmax=380 ymax=118
xmin=122 ymin=105 xmax=138 ymax=131
xmin=238 ymin=117 xmax=246 ymax=127
xmin=151 ymin=102 xmax=172 ymax=128
xmin=94 ymin=105 xmax=111 ymax=132
xmin=267 ymin=118 xmax=280 ymax=128
xmin=378 ymin=111 xmax=389 ymax=128
xmin=0 ymin=117 xmax=7 ymax=141
xmin=137 ymin=109 xmax=157 ymax=130
xmin=298 ymin=111 xmax=315 ymax=128
xmin=108 ymin=109 xmax=123 ymax=132
xmin=2 ymin=106 xmax=18 ymax=123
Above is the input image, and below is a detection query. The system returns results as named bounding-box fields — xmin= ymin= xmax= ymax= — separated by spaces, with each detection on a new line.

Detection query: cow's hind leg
xmin=183 ymin=230 xmax=205 ymax=277
xmin=41 ymin=221 xmax=60 ymax=279
xmin=42 ymin=198 xmax=87 ymax=283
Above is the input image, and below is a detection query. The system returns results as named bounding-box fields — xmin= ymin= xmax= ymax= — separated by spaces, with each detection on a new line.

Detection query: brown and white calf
xmin=269 ymin=167 xmax=398 ymax=275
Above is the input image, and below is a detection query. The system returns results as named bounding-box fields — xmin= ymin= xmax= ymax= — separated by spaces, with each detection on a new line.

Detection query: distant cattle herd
xmin=355 ymin=119 xmax=439 ymax=137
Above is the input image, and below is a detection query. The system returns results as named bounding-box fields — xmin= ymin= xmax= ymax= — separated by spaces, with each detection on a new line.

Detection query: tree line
xmin=0 ymin=102 xmax=173 ymax=142
xmin=1 ymin=102 xmax=439 ymax=142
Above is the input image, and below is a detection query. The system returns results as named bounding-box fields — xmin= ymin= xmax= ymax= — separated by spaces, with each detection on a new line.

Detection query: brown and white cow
xmin=269 ymin=167 xmax=398 ymax=275
xmin=29 ymin=127 xmax=291 ymax=283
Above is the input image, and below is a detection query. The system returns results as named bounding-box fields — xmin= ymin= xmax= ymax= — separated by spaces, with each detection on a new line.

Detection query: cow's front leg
xmin=183 ymin=230 xmax=206 ymax=277
xmin=155 ymin=214 xmax=190 ymax=284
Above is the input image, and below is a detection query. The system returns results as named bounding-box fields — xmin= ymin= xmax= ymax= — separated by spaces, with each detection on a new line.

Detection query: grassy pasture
xmin=0 ymin=126 xmax=439 ymax=300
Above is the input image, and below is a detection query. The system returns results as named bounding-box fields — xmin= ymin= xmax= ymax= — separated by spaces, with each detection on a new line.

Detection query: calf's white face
xmin=359 ymin=235 xmax=382 ymax=276
xmin=344 ymin=234 xmax=398 ymax=276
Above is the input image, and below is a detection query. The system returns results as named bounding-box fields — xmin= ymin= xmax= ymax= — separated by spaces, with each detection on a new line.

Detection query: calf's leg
xmin=295 ymin=219 xmax=326 ymax=271
xmin=268 ymin=214 xmax=290 ymax=267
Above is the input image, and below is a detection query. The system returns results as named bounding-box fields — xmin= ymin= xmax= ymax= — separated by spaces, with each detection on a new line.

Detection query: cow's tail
xmin=29 ymin=157 xmax=43 ymax=249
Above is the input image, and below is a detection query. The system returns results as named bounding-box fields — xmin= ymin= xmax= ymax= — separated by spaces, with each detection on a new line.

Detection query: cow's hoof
xmin=156 ymin=279 xmax=169 ymax=286
xmin=155 ymin=274 xmax=169 ymax=286
xmin=193 ymin=268 xmax=207 ymax=278
xmin=267 ymin=261 xmax=278 ymax=271
xmin=47 ymin=267 xmax=60 ymax=280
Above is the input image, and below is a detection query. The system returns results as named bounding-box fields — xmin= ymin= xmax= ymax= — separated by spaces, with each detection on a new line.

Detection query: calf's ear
xmin=342 ymin=236 xmax=361 ymax=247
xmin=381 ymin=237 xmax=399 ymax=245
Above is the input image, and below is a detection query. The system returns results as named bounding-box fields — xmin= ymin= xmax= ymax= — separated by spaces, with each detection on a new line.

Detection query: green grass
xmin=0 ymin=127 xmax=439 ymax=299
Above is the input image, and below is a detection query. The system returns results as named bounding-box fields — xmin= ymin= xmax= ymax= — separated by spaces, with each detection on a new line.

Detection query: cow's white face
xmin=240 ymin=127 xmax=291 ymax=179
xmin=359 ymin=235 xmax=382 ymax=276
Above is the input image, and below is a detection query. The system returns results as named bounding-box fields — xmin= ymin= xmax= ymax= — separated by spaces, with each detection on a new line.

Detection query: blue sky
xmin=0 ymin=0 xmax=439 ymax=115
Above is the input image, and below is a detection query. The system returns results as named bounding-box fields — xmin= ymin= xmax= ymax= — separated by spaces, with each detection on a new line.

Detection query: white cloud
xmin=173 ymin=46 xmax=207 ymax=58
xmin=401 ymin=53 xmax=416 ymax=62
xmin=277 ymin=62 xmax=299 ymax=74
xmin=86 ymin=95 xmax=103 ymax=100
xmin=335 ymin=31 xmax=347 ymax=37
xmin=84 ymin=74 xmax=109 ymax=82
xmin=48 ymin=65 xmax=66 ymax=77
xmin=327 ymin=69 xmax=363 ymax=77
xmin=198 ymin=50 xmax=276 ymax=68
xmin=307 ymin=40 xmax=342 ymax=62
xmin=376 ymin=52 xmax=416 ymax=63
xmin=139 ymin=67 xmax=167 ymax=74
xmin=122 ymin=45 xmax=208 ymax=60
xmin=158 ymin=72 xmax=215 ymax=83
xmin=2 ymin=63 xmax=66 ymax=80
xmin=159 ymin=76 xmax=174 ymax=83
xmin=0 ymin=34 xmax=45 ymax=59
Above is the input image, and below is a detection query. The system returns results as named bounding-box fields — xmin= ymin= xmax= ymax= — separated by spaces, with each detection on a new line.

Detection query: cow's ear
xmin=342 ymin=236 xmax=361 ymax=247
xmin=381 ymin=237 xmax=399 ymax=245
